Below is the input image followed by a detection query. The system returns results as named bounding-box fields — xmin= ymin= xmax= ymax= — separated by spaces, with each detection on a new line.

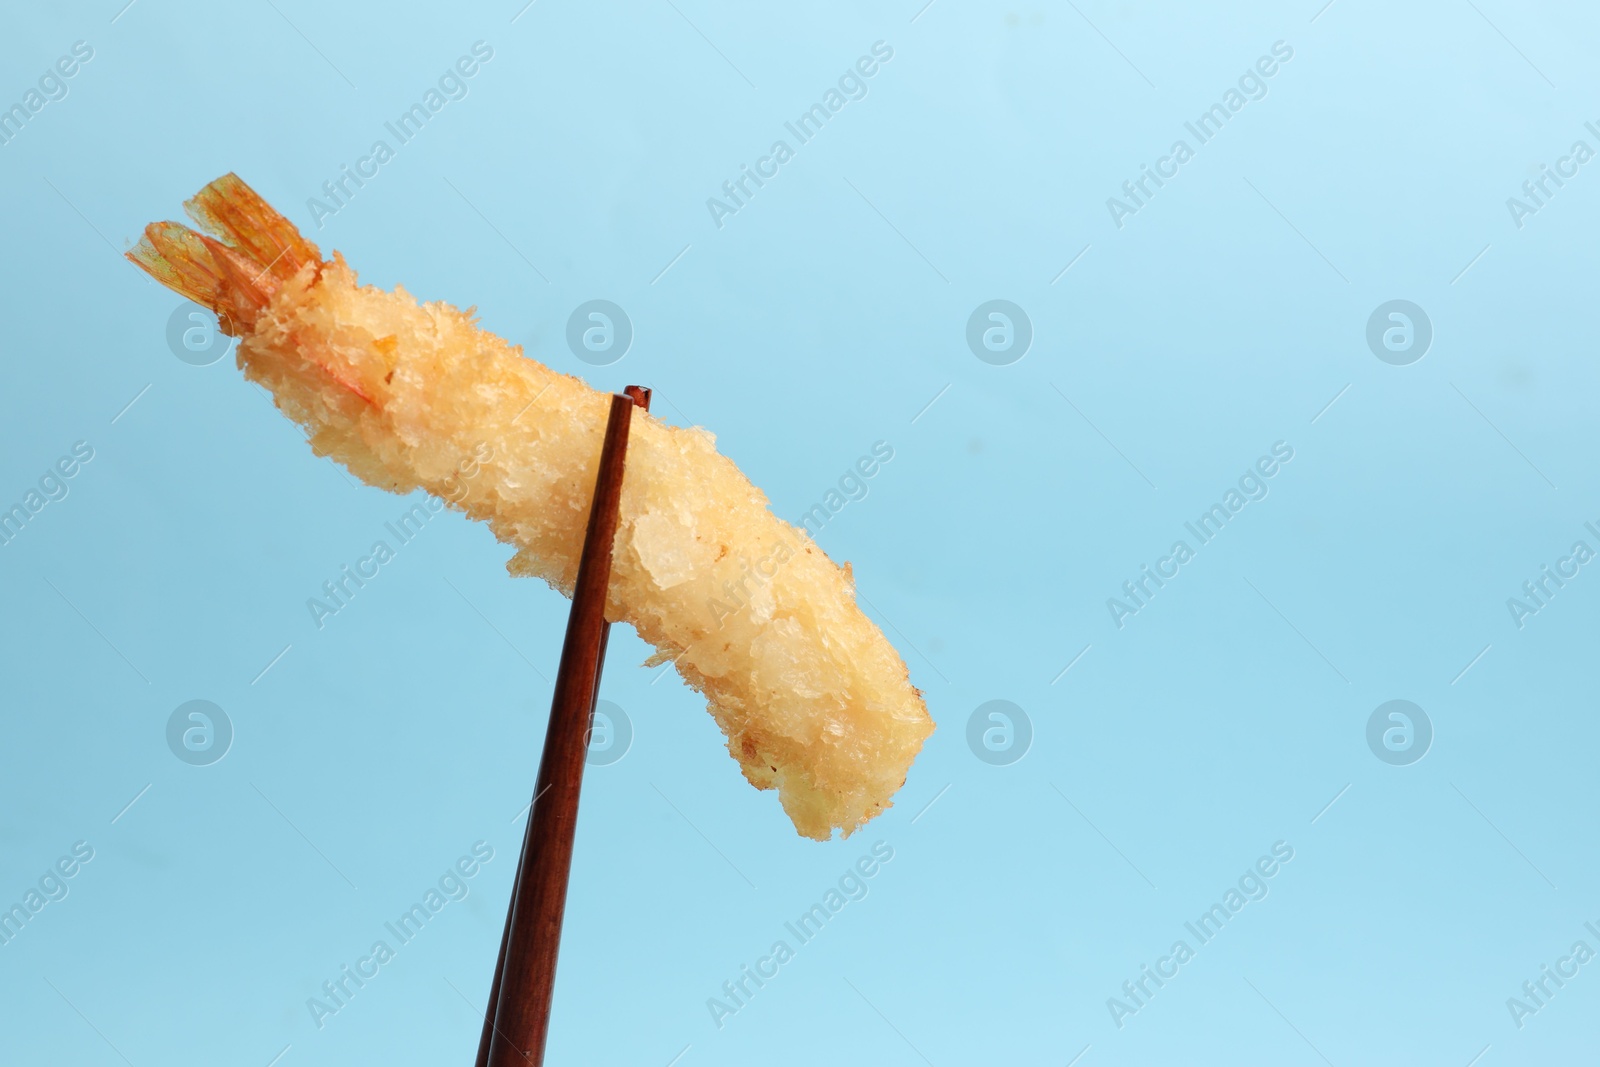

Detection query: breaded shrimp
xmin=127 ymin=174 xmax=933 ymax=840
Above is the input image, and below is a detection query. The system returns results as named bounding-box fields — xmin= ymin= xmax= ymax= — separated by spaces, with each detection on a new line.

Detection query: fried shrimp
xmin=127 ymin=174 xmax=933 ymax=840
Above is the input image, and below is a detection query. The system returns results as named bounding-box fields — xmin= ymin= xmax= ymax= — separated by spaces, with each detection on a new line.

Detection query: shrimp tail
xmin=126 ymin=173 xmax=321 ymax=334
xmin=125 ymin=172 xmax=935 ymax=840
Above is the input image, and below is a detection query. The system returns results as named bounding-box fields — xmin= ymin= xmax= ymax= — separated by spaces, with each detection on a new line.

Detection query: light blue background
xmin=2 ymin=1 xmax=1597 ymax=1064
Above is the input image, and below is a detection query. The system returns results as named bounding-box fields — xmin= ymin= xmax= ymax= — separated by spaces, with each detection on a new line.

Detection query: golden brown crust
xmin=128 ymin=174 xmax=934 ymax=840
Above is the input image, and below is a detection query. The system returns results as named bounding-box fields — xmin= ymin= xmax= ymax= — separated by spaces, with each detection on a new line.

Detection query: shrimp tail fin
xmin=126 ymin=173 xmax=322 ymax=334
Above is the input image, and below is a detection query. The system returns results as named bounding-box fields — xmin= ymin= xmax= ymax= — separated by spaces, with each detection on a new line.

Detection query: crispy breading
xmin=128 ymin=174 xmax=933 ymax=839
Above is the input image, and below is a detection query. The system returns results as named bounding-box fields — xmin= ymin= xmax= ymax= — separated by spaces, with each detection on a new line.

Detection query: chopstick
xmin=477 ymin=387 xmax=649 ymax=1067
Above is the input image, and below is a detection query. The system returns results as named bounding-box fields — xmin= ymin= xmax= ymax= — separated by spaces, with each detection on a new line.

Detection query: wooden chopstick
xmin=478 ymin=387 xmax=648 ymax=1067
